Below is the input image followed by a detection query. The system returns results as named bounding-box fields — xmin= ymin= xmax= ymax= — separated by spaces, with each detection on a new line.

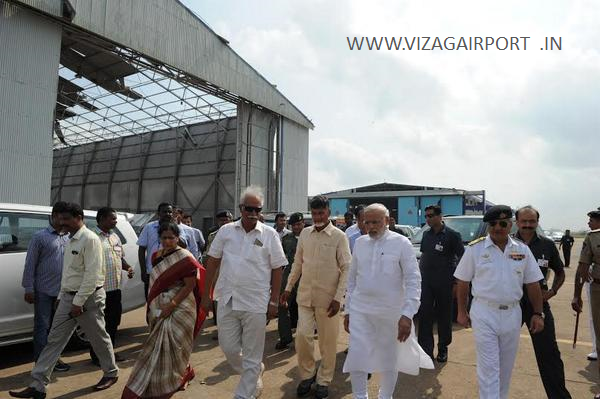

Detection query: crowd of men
xmin=8 ymin=186 xmax=600 ymax=399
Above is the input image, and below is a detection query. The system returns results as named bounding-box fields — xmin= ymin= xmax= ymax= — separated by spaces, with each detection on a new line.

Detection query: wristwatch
xmin=533 ymin=312 xmax=545 ymax=319
xmin=269 ymin=301 xmax=278 ymax=307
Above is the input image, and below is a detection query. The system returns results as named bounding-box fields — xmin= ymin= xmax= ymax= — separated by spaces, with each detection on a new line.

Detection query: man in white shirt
xmin=274 ymin=212 xmax=291 ymax=239
xmin=201 ymin=185 xmax=287 ymax=399
xmin=343 ymin=204 xmax=433 ymax=399
xmin=454 ymin=205 xmax=544 ymax=399
xmin=10 ymin=203 xmax=118 ymax=399
xmin=344 ymin=205 xmax=364 ymax=240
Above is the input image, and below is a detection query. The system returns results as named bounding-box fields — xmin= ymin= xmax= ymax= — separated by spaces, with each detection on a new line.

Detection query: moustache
xmin=247 ymin=216 xmax=258 ymax=220
xmin=522 ymin=226 xmax=535 ymax=230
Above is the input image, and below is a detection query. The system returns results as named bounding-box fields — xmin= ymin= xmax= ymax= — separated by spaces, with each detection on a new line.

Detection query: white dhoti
xmin=343 ymin=311 xmax=434 ymax=374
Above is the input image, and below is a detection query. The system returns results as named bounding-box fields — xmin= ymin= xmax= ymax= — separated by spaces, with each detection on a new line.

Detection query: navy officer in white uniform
xmin=454 ymin=205 xmax=544 ymax=399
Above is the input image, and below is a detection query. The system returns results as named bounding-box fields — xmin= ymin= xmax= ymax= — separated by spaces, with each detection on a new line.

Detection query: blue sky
xmin=182 ymin=0 xmax=600 ymax=230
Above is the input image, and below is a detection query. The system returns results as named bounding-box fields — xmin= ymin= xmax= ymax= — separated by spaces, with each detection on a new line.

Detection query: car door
xmin=0 ymin=211 xmax=50 ymax=343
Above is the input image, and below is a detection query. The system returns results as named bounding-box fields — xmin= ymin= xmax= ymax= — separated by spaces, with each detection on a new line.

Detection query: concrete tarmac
xmin=1 ymin=238 xmax=598 ymax=398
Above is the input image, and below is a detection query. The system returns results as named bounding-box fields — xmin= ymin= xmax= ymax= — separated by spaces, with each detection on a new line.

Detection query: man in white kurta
xmin=343 ymin=204 xmax=433 ymax=399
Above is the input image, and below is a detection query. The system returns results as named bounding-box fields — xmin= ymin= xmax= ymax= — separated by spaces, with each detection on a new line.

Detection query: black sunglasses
xmin=243 ymin=205 xmax=262 ymax=213
xmin=488 ymin=220 xmax=510 ymax=228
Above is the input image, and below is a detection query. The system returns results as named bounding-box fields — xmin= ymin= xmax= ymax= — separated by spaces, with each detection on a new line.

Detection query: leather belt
xmin=475 ymin=298 xmax=519 ymax=310
xmin=65 ymin=286 xmax=103 ymax=296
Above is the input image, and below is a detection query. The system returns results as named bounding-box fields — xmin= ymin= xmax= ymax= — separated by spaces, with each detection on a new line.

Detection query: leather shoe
xmin=94 ymin=376 xmax=119 ymax=391
xmin=315 ymin=384 xmax=329 ymax=398
xmin=8 ymin=387 xmax=46 ymax=398
xmin=296 ymin=375 xmax=315 ymax=397
xmin=275 ymin=340 xmax=291 ymax=350
xmin=436 ymin=348 xmax=448 ymax=363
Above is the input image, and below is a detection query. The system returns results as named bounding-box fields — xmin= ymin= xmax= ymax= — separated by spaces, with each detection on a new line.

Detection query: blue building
xmin=323 ymin=182 xmax=491 ymax=227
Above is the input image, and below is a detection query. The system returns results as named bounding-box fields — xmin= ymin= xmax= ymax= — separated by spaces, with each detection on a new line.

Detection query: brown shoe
xmin=94 ymin=376 xmax=118 ymax=391
xmin=8 ymin=387 xmax=46 ymax=398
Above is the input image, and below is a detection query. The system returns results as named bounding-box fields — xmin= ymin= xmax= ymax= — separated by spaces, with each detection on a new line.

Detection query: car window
xmin=443 ymin=218 xmax=484 ymax=243
xmin=0 ymin=212 xmax=50 ymax=253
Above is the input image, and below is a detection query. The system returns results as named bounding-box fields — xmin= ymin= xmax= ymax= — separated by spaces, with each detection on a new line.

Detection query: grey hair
xmin=240 ymin=185 xmax=264 ymax=205
xmin=364 ymin=203 xmax=390 ymax=217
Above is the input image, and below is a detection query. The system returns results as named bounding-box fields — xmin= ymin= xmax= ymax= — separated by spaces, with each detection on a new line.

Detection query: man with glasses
xmin=281 ymin=195 xmax=352 ymax=399
xmin=201 ymin=186 xmax=287 ymax=399
xmin=417 ymin=205 xmax=464 ymax=363
xmin=514 ymin=206 xmax=570 ymax=398
xmin=454 ymin=205 xmax=544 ymax=399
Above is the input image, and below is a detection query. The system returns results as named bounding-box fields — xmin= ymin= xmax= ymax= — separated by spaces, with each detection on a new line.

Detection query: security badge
xmin=435 ymin=243 xmax=444 ymax=252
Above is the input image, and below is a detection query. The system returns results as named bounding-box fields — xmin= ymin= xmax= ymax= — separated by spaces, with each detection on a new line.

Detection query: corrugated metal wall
xmin=0 ymin=1 xmax=61 ymax=205
xmin=51 ymin=117 xmax=238 ymax=228
xmin=281 ymin=118 xmax=309 ymax=213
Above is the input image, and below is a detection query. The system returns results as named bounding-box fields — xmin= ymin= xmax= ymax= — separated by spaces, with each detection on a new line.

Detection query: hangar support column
xmin=0 ymin=1 xmax=62 ymax=205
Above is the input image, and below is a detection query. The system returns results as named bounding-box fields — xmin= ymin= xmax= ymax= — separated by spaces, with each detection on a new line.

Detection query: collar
xmin=310 ymin=221 xmax=334 ymax=236
xmin=71 ymin=225 xmax=87 ymax=240
xmin=93 ymin=225 xmax=113 ymax=237
xmin=47 ymin=225 xmax=61 ymax=235
xmin=234 ymin=219 xmax=264 ymax=233
xmin=484 ymin=234 xmax=518 ymax=249
xmin=430 ymin=223 xmax=447 ymax=235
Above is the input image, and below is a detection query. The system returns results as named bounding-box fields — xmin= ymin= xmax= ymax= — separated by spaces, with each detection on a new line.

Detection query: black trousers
xmin=91 ymin=289 xmax=122 ymax=361
xmin=522 ymin=300 xmax=571 ymax=399
xmin=278 ymin=267 xmax=298 ymax=343
xmin=417 ymin=276 xmax=453 ymax=358
xmin=562 ymin=247 xmax=572 ymax=268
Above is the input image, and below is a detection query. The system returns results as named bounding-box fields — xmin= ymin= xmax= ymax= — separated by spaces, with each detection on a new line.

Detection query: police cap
xmin=483 ymin=205 xmax=513 ymax=222
xmin=216 ymin=209 xmax=232 ymax=218
xmin=588 ymin=207 xmax=600 ymax=219
xmin=289 ymin=212 xmax=304 ymax=225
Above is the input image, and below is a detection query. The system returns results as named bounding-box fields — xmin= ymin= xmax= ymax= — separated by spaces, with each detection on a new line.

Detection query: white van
xmin=0 ymin=203 xmax=145 ymax=347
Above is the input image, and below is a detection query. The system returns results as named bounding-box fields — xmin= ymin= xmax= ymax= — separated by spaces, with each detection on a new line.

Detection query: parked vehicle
xmin=393 ymin=224 xmax=417 ymax=240
xmin=0 ymin=203 xmax=145 ymax=347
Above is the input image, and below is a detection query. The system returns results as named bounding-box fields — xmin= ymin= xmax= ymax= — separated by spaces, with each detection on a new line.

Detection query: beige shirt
xmin=286 ymin=222 xmax=352 ymax=308
xmin=581 ymin=230 xmax=600 ymax=278
xmin=60 ymin=225 xmax=105 ymax=306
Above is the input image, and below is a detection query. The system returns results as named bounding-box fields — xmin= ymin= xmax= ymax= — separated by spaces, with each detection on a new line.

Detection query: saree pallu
xmin=122 ymin=248 xmax=206 ymax=399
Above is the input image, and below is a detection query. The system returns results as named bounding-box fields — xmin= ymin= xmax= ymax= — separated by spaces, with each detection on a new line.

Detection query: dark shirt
xmin=281 ymin=232 xmax=299 ymax=268
xmin=560 ymin=235 xmax=574 ymax=249
xmin=514 ymin=231 xmax=563 ymax=291
xmin=419 ymin=224 xmax=464 ymax=279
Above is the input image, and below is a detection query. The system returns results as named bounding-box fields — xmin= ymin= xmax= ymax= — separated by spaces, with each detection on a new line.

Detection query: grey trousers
xmin=30 ymin=288 xmax=118 ymax=393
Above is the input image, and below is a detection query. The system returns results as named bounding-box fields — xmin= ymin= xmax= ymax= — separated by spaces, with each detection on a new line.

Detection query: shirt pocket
xmin=317 ymin=243 xmax=337 ymax=262
xmin=381 ymin=254 xmax=400 ymax=276
xmin=249 ymin=245 xmax=269 ymax=266
xmin=475 ymin=260 xmax=495 ymax=280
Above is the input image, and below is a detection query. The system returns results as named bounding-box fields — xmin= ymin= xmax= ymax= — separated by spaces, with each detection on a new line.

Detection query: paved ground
xmin=1 ymin=238 xmax=599 ymax=398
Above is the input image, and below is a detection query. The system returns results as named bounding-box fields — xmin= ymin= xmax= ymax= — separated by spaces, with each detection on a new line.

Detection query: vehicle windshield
xmin=412 ymin=217 xmax=483 ymax=244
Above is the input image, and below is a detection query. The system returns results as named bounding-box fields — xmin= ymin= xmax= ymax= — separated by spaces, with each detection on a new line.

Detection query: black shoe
xmin=114 ymin=353 xmax=125 ymax=362
xmin=436 ymin=348 xmax=448 ymax=363
xmin=54 ymin=359 xmax=70 ymax=372
xmin=315 ymin=384 xmax=329 ymax=399
xmin=8 ymin=387 xmax=46 ymax=398
xmin=275 ymin=340 xmax=291 ymax=350
xmin=94 ymin=376 xmax=119 ymax=391
xmin=296 ymin=375 xmax=316 ymax=397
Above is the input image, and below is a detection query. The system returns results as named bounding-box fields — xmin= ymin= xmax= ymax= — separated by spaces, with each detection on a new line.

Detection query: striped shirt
xmin=94 ymin=226 xmax=123 ymax=292
xmin=22 ymin=226 xmax=69 ymax=297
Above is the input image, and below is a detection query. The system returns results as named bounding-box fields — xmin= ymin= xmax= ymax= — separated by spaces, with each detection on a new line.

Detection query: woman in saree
xmin=122 ymin=222 xmax=206 ymax=399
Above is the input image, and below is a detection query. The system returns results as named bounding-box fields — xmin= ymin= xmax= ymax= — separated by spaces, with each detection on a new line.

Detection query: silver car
xmin=0 ymin=203 xmax=146 ymax=347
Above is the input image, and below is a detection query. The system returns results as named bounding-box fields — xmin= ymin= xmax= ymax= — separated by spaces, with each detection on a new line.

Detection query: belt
xmin=475 ymin=298 xmax=519 ymax=310
xmin=65 ymin=286 xmax=103 ymax=296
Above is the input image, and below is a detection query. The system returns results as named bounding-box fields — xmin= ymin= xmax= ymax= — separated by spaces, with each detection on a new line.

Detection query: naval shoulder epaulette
xmin=468 ymin=236 xmax=486 ymax=246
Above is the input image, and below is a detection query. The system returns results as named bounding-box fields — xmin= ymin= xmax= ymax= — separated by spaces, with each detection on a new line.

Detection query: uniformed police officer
xmin=571 ymin=207 xmax=600 ymax=399
xmin=514 ymin=206 xmax=571 ymax=399
xmin=417 ymin=205 xmax=464 ymax=362
xmin=455 ymin=205 xmax=544 ymax=399
xmin=276 ymin=212 xmax=304 ymax=350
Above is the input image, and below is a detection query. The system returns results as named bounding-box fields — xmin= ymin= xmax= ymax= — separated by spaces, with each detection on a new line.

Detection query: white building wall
xmin=0 ymin=1 xmax=61 ymax=205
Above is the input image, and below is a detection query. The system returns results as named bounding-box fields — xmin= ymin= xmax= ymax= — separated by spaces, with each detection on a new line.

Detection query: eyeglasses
xmin=488 ymin=220 xmax=510 ymax=228
xmin=243 ymin=205 xmax=263 ymax=213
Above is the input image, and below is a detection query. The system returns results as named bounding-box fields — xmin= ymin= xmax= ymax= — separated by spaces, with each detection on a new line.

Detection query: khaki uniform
xmin=581 ymin=230 xmax=600 ymax=350
xmin=286 ymin=222 xmax=352 ymax=386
